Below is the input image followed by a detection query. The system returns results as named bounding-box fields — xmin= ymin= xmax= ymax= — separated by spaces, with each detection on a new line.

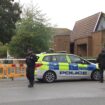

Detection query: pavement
xmin=0 ymin=78 xmax=105 ymax=105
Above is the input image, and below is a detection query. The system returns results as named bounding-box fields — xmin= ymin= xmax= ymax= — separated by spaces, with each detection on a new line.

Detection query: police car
xmin=35 ymin=53 xmax=100 ymax=83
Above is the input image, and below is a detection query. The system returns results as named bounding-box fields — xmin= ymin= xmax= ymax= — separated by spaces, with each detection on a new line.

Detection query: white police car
xmin=35 ymin=53 xmax=100 ymax=83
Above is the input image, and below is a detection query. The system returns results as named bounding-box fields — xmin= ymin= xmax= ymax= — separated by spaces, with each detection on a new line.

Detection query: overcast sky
xmin=15 ymin=0 xmax=105 ymax=30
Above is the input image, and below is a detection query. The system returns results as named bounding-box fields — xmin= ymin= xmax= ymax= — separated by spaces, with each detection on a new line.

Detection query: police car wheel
xmin=91 ymin=70 xmax=100 ymax=81
xmin=44 ymin=71 xmax=56 ymax=83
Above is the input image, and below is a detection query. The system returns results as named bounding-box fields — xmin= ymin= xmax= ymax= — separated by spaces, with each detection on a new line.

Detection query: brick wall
xmin=102 ymin=30 xmax=105 ymax=47
xmin=73 ymin=31 xmax=105 ymax=57
xmin=53 ymin=35 xmax=70 ymax=53
xmin=74 ymin=36 xmax=92 ymax=57
xmin=92 ymin=31 xmax=102 ymax=57
xmin=92 ymin=30 xmax=105 ymax=57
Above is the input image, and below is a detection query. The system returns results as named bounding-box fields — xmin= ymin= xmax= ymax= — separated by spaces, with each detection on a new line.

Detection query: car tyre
xmin=43 ymin=71 xmax=56 ymax=83
xmin=91 ymin=70 xmax=100 ymax=81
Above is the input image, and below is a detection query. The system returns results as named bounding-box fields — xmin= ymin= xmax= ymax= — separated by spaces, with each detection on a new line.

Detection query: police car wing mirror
xmin=81 ymin=60 xmax=85 ymax=64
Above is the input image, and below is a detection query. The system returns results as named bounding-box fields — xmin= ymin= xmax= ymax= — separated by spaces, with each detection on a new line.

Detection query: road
xmin=0 ymin=78 xmax=105 ymax=105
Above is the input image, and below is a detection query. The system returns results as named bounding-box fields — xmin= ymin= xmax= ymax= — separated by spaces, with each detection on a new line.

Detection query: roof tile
xmin=71 ymin=12 xmax=101 ymax=41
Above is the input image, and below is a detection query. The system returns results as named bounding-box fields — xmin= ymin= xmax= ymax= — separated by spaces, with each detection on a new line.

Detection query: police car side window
xmin=51 ymin=55 xmax=67 ymax=62
xmin=51 ymin=55 xmax=57 ymax=62
xmin=57 ymin=55 xmax=67 ymax=62
xmin=43 ymin=56 xmax=50 ymax=62
xmin=69 ymin=55 xmax=90 ymax=64
xmin=69 ymin=55 xmax=81 ymax=63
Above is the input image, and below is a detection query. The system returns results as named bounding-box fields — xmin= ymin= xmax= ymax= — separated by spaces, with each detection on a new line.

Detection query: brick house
xmin=71 ymin=12 xmax=105 ymax=57
xmin=52 ymin=28 xmax=71 ymax=53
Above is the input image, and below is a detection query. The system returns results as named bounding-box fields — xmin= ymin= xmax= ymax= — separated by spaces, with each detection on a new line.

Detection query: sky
xmin=15 ymin=0 xmax=105 ymax=30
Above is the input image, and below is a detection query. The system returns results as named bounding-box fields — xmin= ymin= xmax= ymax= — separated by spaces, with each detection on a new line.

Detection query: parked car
xmin=35 ymin=53 xmax=100 ymax=83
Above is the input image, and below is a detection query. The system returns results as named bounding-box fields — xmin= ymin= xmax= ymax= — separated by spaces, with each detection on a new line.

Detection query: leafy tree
xmin=9 ymin=5 xmax=53 ymax=58
xmin=0 ymin=42 xmax=8 ymax=58
xmin=0 ymin=0 xmax=21 ymax=44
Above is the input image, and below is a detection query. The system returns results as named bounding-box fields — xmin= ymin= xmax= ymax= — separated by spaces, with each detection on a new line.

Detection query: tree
xmin=9 ymin=5 xmax=53 ymax=58
xmin=0 ymin=42 xmax=8 ymax=58
xmin=0 ymin=0 xmax=21 ymax=44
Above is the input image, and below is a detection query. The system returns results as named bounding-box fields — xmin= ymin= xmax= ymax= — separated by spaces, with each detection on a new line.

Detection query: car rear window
xmin=51 ymin=55 xmax=67 ymax=62
xmin=42 ymin=56 xmax=51 ymax=62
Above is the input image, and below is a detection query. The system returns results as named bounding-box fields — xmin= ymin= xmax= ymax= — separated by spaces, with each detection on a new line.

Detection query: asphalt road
xmin=0 ymin=78 xmax=105 ymax=105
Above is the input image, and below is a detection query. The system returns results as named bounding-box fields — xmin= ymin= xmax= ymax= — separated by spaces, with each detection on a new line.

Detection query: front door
xmin=50 ymin=55 xmax=69 ymax=79
xmin=68 ymin=54 xmax=90 ymax=79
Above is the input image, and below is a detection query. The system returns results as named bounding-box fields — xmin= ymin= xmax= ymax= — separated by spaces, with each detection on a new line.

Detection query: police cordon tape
xmin=0 ymin=63 xmax=27 ymax=79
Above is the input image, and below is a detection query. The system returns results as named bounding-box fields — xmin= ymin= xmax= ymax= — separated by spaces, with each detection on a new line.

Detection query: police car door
xmin=57 ymin=55 xmax=70 ymax=79
xmin=50 ymin=55 xmax=69 ymax=79
xmin=69 ymin=54 xmax=89 ymax=79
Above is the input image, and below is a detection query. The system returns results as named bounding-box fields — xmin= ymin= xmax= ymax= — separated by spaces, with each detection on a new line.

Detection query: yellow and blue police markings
xmin=60 ymin=63 xmax=97 ymax=76
xmin=47 ymin=62 xmax=98 ymax=76
xmin=49 ymin=62 xmax=59 ymax=70
xmin=35 ymin=53 xmax=100 ymax=82
xmin=59 ymin=63 xmax=87 ymax=76
xmin=40 ymin=62 xmax=49 ymax=71
xmin=35 ymin=61 xmax=49 ymax=76
xmin=59 ymin=62 xmax=69 ymax=71
xmin=35 ymin=59 xmax=98 ymax=78
xmin=49 ymin=62 xmax=69 ymax=70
